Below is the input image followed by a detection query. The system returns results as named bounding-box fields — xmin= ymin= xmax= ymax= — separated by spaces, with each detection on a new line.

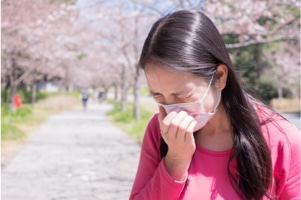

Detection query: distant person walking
xmin=98 ymin=90 xmax=103 ymax=103
xmin=81 ymin=90 xmax=89 ymax=111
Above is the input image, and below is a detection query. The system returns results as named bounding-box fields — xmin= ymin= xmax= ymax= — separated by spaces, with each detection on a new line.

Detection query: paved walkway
xmin=2 ymin=103 xmax=141 ymax=200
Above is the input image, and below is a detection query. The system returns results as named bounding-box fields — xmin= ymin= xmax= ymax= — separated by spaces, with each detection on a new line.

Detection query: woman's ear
xmin=215 ymin=64 xmax=228 ymax=90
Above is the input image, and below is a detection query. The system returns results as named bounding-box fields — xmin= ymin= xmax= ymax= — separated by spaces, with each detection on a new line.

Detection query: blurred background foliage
xmin=1 ymin=0 xmax=300 ymax=113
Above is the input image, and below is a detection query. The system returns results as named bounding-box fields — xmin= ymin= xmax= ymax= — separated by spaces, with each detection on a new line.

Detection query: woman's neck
xmin=195 ymin=103 xmax=233 ymax=151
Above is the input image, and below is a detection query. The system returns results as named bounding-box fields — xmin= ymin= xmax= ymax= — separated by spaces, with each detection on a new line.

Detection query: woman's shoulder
xmin=142 ymin=112 xmax=161 ymax=146
xmin=146 ymin=112 xmax=160 ymax=132
xmin=255 ymin=103 xmax=301 ymax=194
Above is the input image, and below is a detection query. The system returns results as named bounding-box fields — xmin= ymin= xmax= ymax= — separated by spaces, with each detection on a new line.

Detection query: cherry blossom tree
xmin=2 ymin=0 xmax=61 ymax=110
xmin=138 ymin=0 xmax=300 ymax=100
xmin=2 ymin=0 xmax=80 ymax=110
xmin=264 ymin=41 xmax=300 ymax=99
xmin=3 ymin=0 xmax=299 ymax=114
xmin=203 ymin=0 xmax=300 ymax=48
xmin=74 ymin=0 xmax=154 ymax=118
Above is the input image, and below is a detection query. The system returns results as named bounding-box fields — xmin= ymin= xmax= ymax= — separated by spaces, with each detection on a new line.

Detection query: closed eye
xmin=149 ymin=90 xmax=160 ymax=96
xmin=174 ymin=92 xmax=193 ymax=100
xmin=151 ymin=92 xmax=163 ymax=98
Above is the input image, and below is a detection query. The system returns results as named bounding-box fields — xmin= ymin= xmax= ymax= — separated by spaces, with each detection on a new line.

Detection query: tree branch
xmin=263 ymin=16 xmax=300 ymax=36
xmin=225 ymin=35 xmax=299 ymax=49
xmin=16 ymin=68 xmax=34 ymax=85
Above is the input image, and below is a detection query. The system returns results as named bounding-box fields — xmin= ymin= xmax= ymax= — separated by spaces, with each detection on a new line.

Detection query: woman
xmin=130 ymin=10 xmax=300 ymax=200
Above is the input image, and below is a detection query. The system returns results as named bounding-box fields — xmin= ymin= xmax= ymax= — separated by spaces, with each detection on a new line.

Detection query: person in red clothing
xmin=130 ymin=10 xmax=300 ymax=200
xmin=14 ymin=93 xmax=22 ymax=108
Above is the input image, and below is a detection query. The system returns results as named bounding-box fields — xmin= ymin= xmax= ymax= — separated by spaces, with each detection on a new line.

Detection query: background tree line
xmin=2 ymin=0 xmax=300 ymax=118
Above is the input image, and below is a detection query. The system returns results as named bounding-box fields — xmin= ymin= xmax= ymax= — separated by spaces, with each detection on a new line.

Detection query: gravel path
xmin=2 ymin=103 xmax=140 ymax=200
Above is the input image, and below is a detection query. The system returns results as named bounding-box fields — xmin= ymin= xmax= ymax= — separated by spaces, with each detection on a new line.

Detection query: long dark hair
xmin=139 ymin=10 xmax=272 ymax=200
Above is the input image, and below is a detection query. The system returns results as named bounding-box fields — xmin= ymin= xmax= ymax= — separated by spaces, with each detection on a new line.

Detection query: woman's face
xmin=144 ymin=63 xmax=220 ymax=113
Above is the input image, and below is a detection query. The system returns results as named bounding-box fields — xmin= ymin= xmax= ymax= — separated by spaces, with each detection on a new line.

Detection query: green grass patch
xmin=1 ymin=89 xmax=55 ymax=104
xmin=271 ymin=98 xmax=300 ymax=113
xmin=107 ymin=100 xmax=155 ymax=143
xmin=1 ymin=104 xmax=34 ymax=140
xmin=1 ymin=123 xmax=26 ymax=140
xmin=1 ymin=94 xmax=80 ymax=165
xmin=1 ymin=95 xmax=79 ymax=142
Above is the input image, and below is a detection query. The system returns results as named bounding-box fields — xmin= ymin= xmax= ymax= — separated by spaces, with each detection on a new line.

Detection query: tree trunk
xmin=133 ymin=14 xmax=140 ymax=120
xmin=254 ymin=44 xmax=261 ymax=90
xmin=68 ymin=83 xmax=73 ymax=93
xmin=6 ymin=61 xmax=33 ymax=111
xmin=114 ymin=84 xmax=119 ymax=100
xmin=103 ymin=87 xmax=109 ymax=100
xmin=121 ymin=65 xmax=127 ymax=112
xmin=9 ymin=65 xmax=17 ymax=111
xmin=31 ymin=83 xmax=37 ymax=106
xmin=277 ymin=85 xmax=283 ymax=100
xmin=133 ymin=64 xmax=140 ymax=120
xmin=2 ymin=83 xmax=10 ymax=103
xmin=9 ymin=83 xmax=17 ymax=111
xmin=121 ymin=85 xmax=127 ymax=112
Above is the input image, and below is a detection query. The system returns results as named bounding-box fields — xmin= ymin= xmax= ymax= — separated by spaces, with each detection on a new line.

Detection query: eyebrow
xmin=149 ymin=90 xmax=158 ymax=95
xmin=150 ymin=90 xmax=188 ymax=96
xmin=172 ymin=91 xmax=189 ymax=96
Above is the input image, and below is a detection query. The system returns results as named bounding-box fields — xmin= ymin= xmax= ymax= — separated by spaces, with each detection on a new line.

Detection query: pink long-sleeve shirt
xmin=130 ymin=107 xmax=301 ymax=200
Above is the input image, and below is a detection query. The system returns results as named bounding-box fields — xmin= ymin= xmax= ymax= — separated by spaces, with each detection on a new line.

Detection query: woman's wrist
xmin=164 ymin=152 xmax=192 ymax=181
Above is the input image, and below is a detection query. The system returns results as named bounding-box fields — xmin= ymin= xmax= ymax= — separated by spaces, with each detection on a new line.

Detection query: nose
xmin=162 ymin=96 xmax=183 ymax=105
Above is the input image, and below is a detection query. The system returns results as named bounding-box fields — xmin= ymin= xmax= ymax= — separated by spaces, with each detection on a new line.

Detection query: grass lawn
xmin=106 ymin=100 xmax=157 ymax=143
xmin=271 ymin=98 xmax=300 ymax=113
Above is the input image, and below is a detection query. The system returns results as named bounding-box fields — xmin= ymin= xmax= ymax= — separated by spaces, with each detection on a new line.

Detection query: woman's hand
xmin=158 ymin=106 xmax=197 ymax=181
